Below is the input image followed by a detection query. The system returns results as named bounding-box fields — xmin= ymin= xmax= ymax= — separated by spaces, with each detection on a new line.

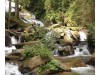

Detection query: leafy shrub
xmin=35 ymin=59 xmax=60 ymax=74
xmin=87 ymin=23 xmax=95 ymax=48
xmin=40 ymin=37 xmax=55 ymax=50
xmin=23 ymin=43 xmax=52 ymax=59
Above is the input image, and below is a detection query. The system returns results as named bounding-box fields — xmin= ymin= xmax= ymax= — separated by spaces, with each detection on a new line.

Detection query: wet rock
xmin=5 ymin=35 xmax=12 ymax=47
xmin=19 ymin=56 xmax=50 ymax=74
xmin=79 ymin=49 xmax=83 ymax=52
xmin=11 ymin=49 xmax=24 ymax=56
xmin=88 ymin=47 xmax=95 ymax=54
xmin=20 ymin=66 xmax=32 ymax=74
xmin=5 ymin=55 xmax=21 ymax=61
xmin=54 ymin=56 xmax=86 ymax=68
xmin=86 ymin=57 xmax=95 ymax=66
xmin=5 ymin=49 xmax=24 ymax=61
xmin=58 ymin=46 xmax=74 ymax=56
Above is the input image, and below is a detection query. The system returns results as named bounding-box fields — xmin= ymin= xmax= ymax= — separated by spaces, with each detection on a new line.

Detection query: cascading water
xmin=5 ymin=46 xmax=16 ymax=56
xmin=19 ymin=12 xmax=44 ymax=27
xmin=53 ymin=31 xmax=91 ymax=57
xmin=5 ymin=0 xmax=21 ymax=12
xmin=52 ymin=31 xmax=95 ymax=75
xmin=11 ymin=36 xmax=18 ymax=44
xmin=5 ymin=63 xmax=22 ymax=75
xmin=5 ymin=36 xmax=21 ymax=55
xmin=79 ymin=31 xmax=87 ymax=41
xmin=72 ymin=31 xmax=90 ymax=56
xmin=5 ymin=36 xmax=23 ymax=75
xmin=71 ymin=65 xmax=95 ymax=75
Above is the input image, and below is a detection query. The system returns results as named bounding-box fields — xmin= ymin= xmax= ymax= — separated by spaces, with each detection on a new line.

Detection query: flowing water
xmin=53 ymin=31 xmax=95 ymax=75
xmin=5 ymin=8 xmax=95 ymax=74
xmin=5 ymin=36 xmax=21 ymax=55
xmin=5 ymin=0 xmax=21 ymax=12
xmin=19 ymin=13 xmax=44 ymax=27
xmin=5 ymin=63 xmax=22 ymax=75
xmin=5 ymin=36 xmax=23 ymax=75
xmin=71 ymin=65 xmax=95 ymax=75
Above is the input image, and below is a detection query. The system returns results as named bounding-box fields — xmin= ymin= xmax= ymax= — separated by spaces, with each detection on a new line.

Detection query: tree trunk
xmin=61 ymin=12 xmax=65 ymax=26
xmin=15 ymin=0 xmax=19 ymax=18
xmin=8 ymin=0 xmax=11 ymax=29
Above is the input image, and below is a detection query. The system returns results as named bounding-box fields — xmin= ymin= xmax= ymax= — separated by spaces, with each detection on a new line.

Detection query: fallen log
xmin=12 ymin=40 xmax=40 ymax=46
xmin=5 ymin=29 xmax=18 ymax=36
xmin=6 ymin=29 xmax=35 ymax=37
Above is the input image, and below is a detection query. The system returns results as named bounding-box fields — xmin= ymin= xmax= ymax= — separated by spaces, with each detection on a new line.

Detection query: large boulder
xmin=85 ymin=56 xmax=95 ymax=66
xmin=19 ymin=56 xmax=50 ymax=74
xmin=58 ymin=46 xmax=74 ymax=56
xmin=5 ymin=35 xmax=12 ymax=47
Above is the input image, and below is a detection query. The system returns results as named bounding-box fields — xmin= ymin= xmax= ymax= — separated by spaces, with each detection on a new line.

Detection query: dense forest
xmin=5 ymin=0 xmax=95 ymax=75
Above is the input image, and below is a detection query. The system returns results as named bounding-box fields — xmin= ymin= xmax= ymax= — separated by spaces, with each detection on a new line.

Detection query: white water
xmin=32 ymin=19 xmax=44 ymax=27
xmin=11 ymin=36 xmax=21 ymax=44
xmin=19 ymin=13 xmax=44 ymax=27
xmin=5 ymin=63 xmax=22 ymax=75
xmin=53 ymin=31 xmax=91 ymax=57
xmin=5 ymin=46 xmax=16 ymax=56
xmin=72 ymin=31 xmax=90 ymax=56
xmin=79 ymin=31 xmax=87 ymax=41
xmin=5 ymin=36 xmax=23 ymax=75
xmin=74 ymin=45 xmax=91 ymax=56
xmin=5 ymin=36 xmax=21 ymax=55
xmin=71 ymin=65 xmax=95 ymax=75
xmin=5 ymin=0 xmax=21 ymax=12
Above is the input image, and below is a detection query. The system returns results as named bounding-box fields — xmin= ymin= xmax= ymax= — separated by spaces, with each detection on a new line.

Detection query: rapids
xmin=5 ymin=63 xmax=22 ymax=75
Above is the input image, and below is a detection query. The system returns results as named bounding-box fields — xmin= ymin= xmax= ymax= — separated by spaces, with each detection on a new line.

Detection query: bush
xmin=87 ymin=23 xmax=95 ymax=48
xmin=40 ymin=37 xmax=55 ymax=50
xmin=23 ymin=43 xmax=52 ymax=59
xmin=35 ymin=59 xmax=61 ymax=74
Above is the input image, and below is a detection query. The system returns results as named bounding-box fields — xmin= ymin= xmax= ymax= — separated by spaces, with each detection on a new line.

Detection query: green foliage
xmin=87 ymin=23 xmax=95 ymax=48
xmin=22 ymin=25 xmax=47 ymax=41
xmin=34 ymin=26 xmax=47 ymax=39
xmin=40 ymin=37 xmax=55 ymax=50
xmin=25 ymin=0 xmax=46 ymax=19
xmin=44 ymin=0 xmax=71 ymax=23
xmin=35 ymin=60 xmax=60 ymax=74
xmin=65 ymin=0 xmax=95 ymax=26
xmin=19 ymin=0 xmax=30 ymax=8
xmin=44 ymin=10 xmax=61 ymax=23
xmin=23 ymin=43 xmax=52 ymax=59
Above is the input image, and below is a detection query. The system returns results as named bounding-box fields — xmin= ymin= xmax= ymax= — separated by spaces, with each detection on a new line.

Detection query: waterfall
xmin=11 ymin=36 xmax=18 ymax=44
xmin=5 ymin=36 xmax=21 ymax=55
xmin=74 ymin=44 xmax=91 ymax=56
xmin=5 ymin=0 xmax=21 ymax=12
xmin=5 ymin=63 xmax=22 ymax=75
xmin=5 ymin=46 xmax=16 ymax=56
xmin=11 ymin=36 xmax=21 ymax=44
xmin=53 ymin=30 xmax=91 ymax=57
xmin=79 ymin=31 xmax=87 ymax=41
xmin=73 ymin=31 xmax=90 ymax=56
xmin=19 ymin=12 xmax=44 ymax=27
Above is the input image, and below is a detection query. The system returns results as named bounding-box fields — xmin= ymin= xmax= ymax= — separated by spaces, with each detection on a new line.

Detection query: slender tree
xmin=8 ymin=0 xmax=11 ymax=29
xmin=15 ymin=0 xmax=19 ymax=18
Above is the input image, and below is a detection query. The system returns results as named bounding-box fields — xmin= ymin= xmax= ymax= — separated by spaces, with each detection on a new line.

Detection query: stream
xmin=5 ymin=28 xmax=95 ymax=75
xmin=5 ymin=1 xmax=95 ymax=74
